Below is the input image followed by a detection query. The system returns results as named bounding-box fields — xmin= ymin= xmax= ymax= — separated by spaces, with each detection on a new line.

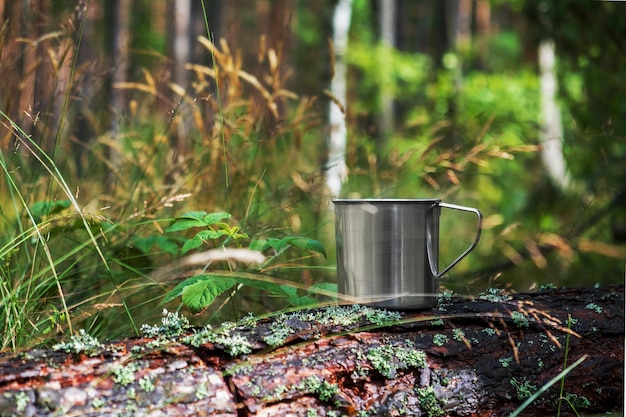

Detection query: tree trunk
xmin=326 ymin=0 xmax=353 ymax=197
xmin=377 ymin=0 xmax=396 ymax=149
xmin=539 ymin=38 xmax=570 ymax=189
xmin=107 ymin=0 xmax=130 ymax=190
xmin=0 ymin=286 xmax=622 ymax=416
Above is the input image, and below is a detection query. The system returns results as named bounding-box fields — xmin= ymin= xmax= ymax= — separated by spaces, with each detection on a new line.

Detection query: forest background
xmin=0 ymin=0 xmax=624 ymax=350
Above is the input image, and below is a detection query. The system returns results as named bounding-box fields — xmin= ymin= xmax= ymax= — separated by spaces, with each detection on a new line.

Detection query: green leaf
xmin=287 ymin=295 xmax=318 ymax=307
xmin=248 ymin=239 xmax=267 ymax=252
xmin=283 ymin=237 xmax=327 ymax=258
xmin=202 ymin=212 xmax=231 ymax=225
xmin=266 ymin=237 xmax=287 ymax=251
xmin=30 ymin=200 xmax=71 ymax=222
xmin=165 ymin=219 xmax=208 ymax=233
xmin=181 ymin=230 xmax=229 ymax=254
xmin=162 ymin=275 xmax=209 ymax=304
xmin=260 ymin=236 xmax=327 ymax=258
xmin=165 ymin=211 xmax=231 ymax=232
xmin=196 ymin=229 xmax=228 ymax=241
xmin=307 ymin=282 xmax=337 ymax=295
xmin=181 ymin=275 xmax=237 ymax=313
xmin=181 ymin=235 xmax=205 ymax=254
xmin=131 ymin=235 xmax=179 ymax=255
xmin=231 ymin=277 xmax=293 ymax=298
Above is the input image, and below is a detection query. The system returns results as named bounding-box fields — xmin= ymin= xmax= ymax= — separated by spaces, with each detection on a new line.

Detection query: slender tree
xmin=377 ymin=0 xmax=396 ymax=147
xmin=326 ymin=0 xmax=353 ymax=197
xmin=108 ymin=0 xmax=131 ymax=189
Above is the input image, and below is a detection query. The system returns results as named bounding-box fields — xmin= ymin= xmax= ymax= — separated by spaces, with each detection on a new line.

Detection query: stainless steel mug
xmin=333 ymin=199 xmax=482 ymax=309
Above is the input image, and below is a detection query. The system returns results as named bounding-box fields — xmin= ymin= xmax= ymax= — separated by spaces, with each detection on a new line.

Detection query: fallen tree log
xmin=0 ymin=285 xmax=623 ymax=416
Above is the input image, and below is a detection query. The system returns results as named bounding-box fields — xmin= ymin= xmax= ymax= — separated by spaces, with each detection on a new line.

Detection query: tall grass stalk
xmin=557 ymin=314 xmax=575 ymax=416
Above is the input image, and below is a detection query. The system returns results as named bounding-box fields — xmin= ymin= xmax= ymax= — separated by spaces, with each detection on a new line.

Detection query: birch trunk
xmin=326 ymin=0 xmax=353 ymax=197
xmin=172 ymin=0 xmax=192 ymax=158
xmin=539 ymin=39 xmax=570 ymax=189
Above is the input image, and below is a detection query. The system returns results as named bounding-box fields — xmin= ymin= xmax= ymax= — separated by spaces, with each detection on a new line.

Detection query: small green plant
xmin=585 ymin=303 xmax=603 ymax=314
xmin=510 ymin=377 xmax=536 ymax=400
xmin=161 ymin=210 xmax=331 ymax=314
xmin=511 ymin=311 xmax=530 ymax=328
xmin=432 ymin=334 xmax=449 ymax=346
xmin=499 ymin=357 xmax=513 ymax=368
xmin=482 ymin=327 xmax=497 ymax=336
xmin=52 ymin=329 xmax=104 ymax=357
xmin=477 ymin=288 xmax=509 ymax=303
xmin=452 ymin=328 xmax=465 ymax=342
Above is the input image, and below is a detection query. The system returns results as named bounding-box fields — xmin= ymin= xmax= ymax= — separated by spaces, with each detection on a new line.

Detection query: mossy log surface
xmin=0 ymin=286 xmax=623 ymax=416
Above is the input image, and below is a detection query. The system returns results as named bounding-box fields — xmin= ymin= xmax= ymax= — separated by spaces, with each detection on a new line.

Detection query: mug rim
xmin=332 ymin=198 xmax=441 ymax=204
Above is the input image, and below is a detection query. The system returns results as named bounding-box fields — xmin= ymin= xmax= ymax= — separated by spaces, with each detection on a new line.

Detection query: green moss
xmin=366 ymin=341 xmax=427 ymax=378
xmin=112 ymin=362 xmax=138 ymax=386
xmin=138 ymin=375 xmax=155 ymax=392
xmin=52 ymin=329 xmax=104 ymax=356
xmin=15 ymin=392 xmax=29 ymax=412
xmin=477 ymin=288 xmax=509 ymax=303
xmin=585 ymin=303 xmax=603 ymax=314
xmin=563 ymin=392 xmax=591 ymax=409
xmin=510 ymin=377 xmax=536 ymax=400
xmin=184 ymin=323 xmax=252 ymax=356
xmin=195 ymin=383 xmax=210 ymax=400
xmin=263 ymin=321 xmax=296 ymax=346
xmin=432 ymin=334 xmax=449 ymax=346
xmin=141 ymin=309 xmax=190 ymax=338
xmin=511 ymin=311 xmax=530 ymax=328
xmin=299 ymin=376 xmax=339 ymax=402
xmin=416 ymin=386 xmax=445 ymax=416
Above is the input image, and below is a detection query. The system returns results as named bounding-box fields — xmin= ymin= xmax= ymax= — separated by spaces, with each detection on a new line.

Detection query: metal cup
xmin=333 ymin=199 xmax=482 ymax=309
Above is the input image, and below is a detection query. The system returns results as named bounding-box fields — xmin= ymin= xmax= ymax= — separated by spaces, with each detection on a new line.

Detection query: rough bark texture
xmin=0 ymin=286 xmax=623 ymax=416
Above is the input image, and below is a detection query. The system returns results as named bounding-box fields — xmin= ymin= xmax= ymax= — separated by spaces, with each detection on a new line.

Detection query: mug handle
xmin=427 ymin=203 xmax=483 ymax=278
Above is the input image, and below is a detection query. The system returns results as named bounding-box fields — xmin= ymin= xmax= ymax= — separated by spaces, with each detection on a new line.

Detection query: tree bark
xmin=0 ymin=286 xmax=622 ymax=416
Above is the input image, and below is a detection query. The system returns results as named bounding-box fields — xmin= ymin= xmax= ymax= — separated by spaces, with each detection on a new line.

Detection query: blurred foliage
xmin=0 ymin=1 xmax=624 ymax=349
xmin=342 ymin=0 xmax=625 ymax=292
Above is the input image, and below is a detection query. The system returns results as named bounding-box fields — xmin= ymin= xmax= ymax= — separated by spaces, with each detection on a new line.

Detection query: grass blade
xmin=509 ymin=354 xmax=588 ymax=417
